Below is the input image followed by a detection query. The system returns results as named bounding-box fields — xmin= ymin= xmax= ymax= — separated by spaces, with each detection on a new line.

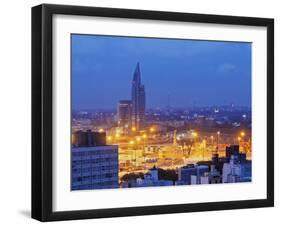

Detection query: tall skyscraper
xmin=131 ymin=63 xmax=146 ymax=130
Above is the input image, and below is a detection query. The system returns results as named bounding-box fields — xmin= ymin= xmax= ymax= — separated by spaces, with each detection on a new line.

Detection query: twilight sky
xmin=72 ymin=34 xmax=251 ymax=110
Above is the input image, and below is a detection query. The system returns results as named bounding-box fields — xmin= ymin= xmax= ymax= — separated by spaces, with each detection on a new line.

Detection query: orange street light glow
xmin=131 ymin=127 xmax=136 ymax=132
xmin=192 ymin=132 xmax=198 ymax=138
xmin=98 ymin=128 xmax=104 ymax=133
xmin=115 ymin=133 xmax=120 ymax=138
xmin=240 ymin=131 xmax=245 ymax=137
xmin=129 ymin=140 xmax=135 ymax=145
xmin=149 ymin=127 xmax=155 ymax=132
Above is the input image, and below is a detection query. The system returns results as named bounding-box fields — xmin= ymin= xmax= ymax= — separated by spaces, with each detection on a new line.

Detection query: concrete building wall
xmin=72 ymin=145 xmax=119 ymax=190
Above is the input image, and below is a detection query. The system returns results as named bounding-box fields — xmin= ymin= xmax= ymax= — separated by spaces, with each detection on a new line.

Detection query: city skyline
xmin=72 ymin=34 xmax=252 ymax=110
xmin=71 ymin=34 xmax=252 ymax=191
xmin=131 ymin=63 xmax=146 ymax=130
xmin=117 ymin=63 xmax=146 ymax=131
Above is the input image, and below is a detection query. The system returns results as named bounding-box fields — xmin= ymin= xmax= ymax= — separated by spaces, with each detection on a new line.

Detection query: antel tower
xmin=131 ymin=63 xmax=146 ymax=130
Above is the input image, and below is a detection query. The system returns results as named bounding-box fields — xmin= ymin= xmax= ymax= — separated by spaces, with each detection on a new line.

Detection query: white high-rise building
xmin=222 ymin=155 xmax=251 ymax=183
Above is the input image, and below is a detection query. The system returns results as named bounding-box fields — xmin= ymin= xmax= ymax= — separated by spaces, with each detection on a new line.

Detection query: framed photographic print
xmin=32 ymin=4 xmax=274 ymax=221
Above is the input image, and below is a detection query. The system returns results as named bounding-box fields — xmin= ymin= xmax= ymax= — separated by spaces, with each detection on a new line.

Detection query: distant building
xmin=225 ymin=145 xmax=240 ymax=161
xmin=182 ymin=163 xmax=221 ymax=185
xmin=117 ymin=100 xmax=132 ymax=130
xmin=121 ymin=167 xmax=173 ymax=188
xmin=72 ymin=130 xmax=106 ymax=147
xmin=178 ymin=164 xmax=196 ymax=185
xmin=209 ymin=165 xmax=222 ymax=184
xmin=71 ymin=130 xmax=119 ymax=190
xmin=222 ymin=146 xmax=251 ymax=183
xmin=200 ymin=175 xmax=209 ymax=184
xmin=178 ymin=164 xmax=209 ymax=185
xmin=131 ymin=63 xmax=146 ymax=130
xmin=190 ymin=175 xmax=197 ymax=185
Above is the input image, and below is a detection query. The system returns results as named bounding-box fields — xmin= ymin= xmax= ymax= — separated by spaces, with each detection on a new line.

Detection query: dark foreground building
xmin=71 ymin=130 xmax=119 ymax=190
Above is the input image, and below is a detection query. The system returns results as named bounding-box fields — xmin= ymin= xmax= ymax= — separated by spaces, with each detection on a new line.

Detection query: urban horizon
xmin=73 ymin=105 xmax=252 ymax=111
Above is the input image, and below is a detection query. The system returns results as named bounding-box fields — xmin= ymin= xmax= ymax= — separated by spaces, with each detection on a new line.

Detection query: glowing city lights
xmin=192 ymin=131 xmax=198 ymax=138
xmin=115 ymin=133 xmax=120 ymax=138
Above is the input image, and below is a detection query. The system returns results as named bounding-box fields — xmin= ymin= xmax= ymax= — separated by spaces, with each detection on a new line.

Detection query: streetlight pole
xmin=202 ymin=139 xmax=206 ymax=161
xmin=216 ymin=131 xmax=220 ymax=154
xmin=240 ymin=131 xmax=245 ymax=153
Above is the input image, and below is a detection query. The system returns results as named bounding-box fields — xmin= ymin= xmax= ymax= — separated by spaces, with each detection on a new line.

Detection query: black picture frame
xmin=32 ymin=3 xmax=274 ymax=222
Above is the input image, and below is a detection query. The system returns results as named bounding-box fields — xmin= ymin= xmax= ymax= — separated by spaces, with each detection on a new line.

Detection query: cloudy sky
xmin=72 ymin=34 xmax=251 ymax=110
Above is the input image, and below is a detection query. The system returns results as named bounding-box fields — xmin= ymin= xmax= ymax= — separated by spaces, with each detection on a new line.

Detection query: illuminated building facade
xmin=117 ymin=100 xmax=132 ymax=129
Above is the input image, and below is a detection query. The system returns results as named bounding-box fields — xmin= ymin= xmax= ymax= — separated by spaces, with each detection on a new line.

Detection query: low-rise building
xmin=222 ymin=155 xmax=251 ymax=183
xmin=121 ymin=167 xmax=173 ymax=188
xmin=179 ymin=164 xmax=209 ymax=185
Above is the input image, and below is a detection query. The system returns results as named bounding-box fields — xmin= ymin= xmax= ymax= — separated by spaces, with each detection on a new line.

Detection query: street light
xmin=237 ymin=136 xmax=241 ymax=143
xmin=115 ymin=133 xmax=120 ymax=139
xmin=192 ymin=131 xmax=198 ymax=138
xmin=132 ymin=127 xmax=136 ymax=132
xmin=240 ymin=131 xmax=245 ymax=142
xmin=217 ymin=131 xmax=220 ymax=148
xmin=149 ymin=127 xmax=155 ymax=133
xmin=210 ymin=135 xmax=214 ymax=145
xmin=202 ymin=139 xmax=206 ymax=161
